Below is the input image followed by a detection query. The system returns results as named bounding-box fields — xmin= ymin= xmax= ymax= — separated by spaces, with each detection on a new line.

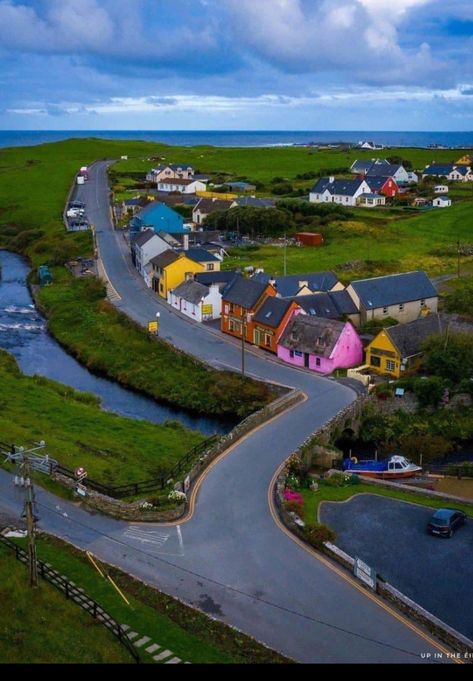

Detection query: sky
xmin=0 ymin=0 xmax=472 ymax=131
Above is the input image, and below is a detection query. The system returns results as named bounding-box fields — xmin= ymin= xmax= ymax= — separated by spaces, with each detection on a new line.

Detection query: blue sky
xmin=0 ymin=0 xmax=472 ymax=130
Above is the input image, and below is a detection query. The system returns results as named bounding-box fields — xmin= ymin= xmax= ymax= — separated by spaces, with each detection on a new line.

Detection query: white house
xmin=357 ymin=193 xmax=386 ymax=208
xmin=423 ymin=164 xmax=472 ymax=182
xmin=432 ymin=196 xmax=452 ymax=208
xmin=434 ymin=185 xmax=449 ymax=194
xmin=157 ymin=178 xmax=207 ymax=194
xmin=147 ymin=164 xmax=195 ymax=183
xmin=168 ymin=279 xmax=223 ymax=322
xmin=310 ymin=176 xmax=371 ymax=207
xmin=133 ymin=230 xmax=172 ymax=287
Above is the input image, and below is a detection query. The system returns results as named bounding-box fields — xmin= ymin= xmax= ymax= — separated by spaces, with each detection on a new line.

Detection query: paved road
xmin=0 ymin=162 xmax=453 ymax=663
xmin=320 ymin=495 xmax=473 ymax=639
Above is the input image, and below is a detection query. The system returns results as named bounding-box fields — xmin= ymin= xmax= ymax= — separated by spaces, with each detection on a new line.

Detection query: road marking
xmin=267 ymin=463 xmax=463 ymax=664
xmin=176 ymin=525 xmax=184 ymax=554
xmin=123 ymin=526 xmax=170 ymax=548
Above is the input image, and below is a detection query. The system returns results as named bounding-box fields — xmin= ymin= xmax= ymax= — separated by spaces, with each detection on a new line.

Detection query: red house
xmin=365 ymin=175 xmax=399 ymax=198
xmin=221 ymin=277 xmax=276 ymax=343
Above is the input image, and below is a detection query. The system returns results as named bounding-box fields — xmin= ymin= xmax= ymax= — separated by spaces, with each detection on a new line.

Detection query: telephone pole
xmin=283 ymin=233 xmax=287 ymax=276
xmin=457 ymin=241 xmax=461 ymax=279
xmin=241 ymin=316 xmax=246 ymax=379
xmin=14 ymin=455 xmax=38 ymax=587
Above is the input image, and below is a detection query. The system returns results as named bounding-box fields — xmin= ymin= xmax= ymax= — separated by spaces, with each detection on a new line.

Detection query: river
xmin=0 ymin=251 xmax=231 ymax=435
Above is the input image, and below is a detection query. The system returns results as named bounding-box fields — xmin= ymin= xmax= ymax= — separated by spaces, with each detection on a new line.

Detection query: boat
xmin=342 ymin=454 xmax=422 ymax=479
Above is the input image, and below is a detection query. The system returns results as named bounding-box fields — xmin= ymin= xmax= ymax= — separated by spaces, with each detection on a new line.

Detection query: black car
xmin=427 ymin=508 xmax=467 ymax=538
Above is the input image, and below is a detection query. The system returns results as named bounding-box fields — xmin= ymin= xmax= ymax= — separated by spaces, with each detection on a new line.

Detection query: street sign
xmin=354 ymin=557 xmax=376 ymax=590
xmin=184 ymin=475 xmax=191 ymax=493
xmin=148 ymin=321 xmax=159 ymax=334
xmin=202 ymin=304 xmax=213 ymax=316
xmin=76 ymin=483 xmax=87 ymax=497
xmin=75 ymin=467 xmax=87 ymax=481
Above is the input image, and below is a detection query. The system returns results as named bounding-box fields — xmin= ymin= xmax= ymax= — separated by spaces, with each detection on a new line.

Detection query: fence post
xmin=93 ymin=601 xmax=97 ymax=619
xmin=65 ymin=582 xmax=69 ymax=599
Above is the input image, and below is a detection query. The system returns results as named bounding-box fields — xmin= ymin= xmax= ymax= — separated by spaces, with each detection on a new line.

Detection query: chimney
xmin=329 ymin=176 xmax=335 ymax=183
xmin=183 ymin=234 xmax=189 ymax=251
xmin=269 ymin=277 xmax=277 ymax=288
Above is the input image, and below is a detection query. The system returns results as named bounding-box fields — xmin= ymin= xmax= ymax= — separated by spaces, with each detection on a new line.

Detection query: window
xmin=371 ymin=356 xmax=381 ymax=368
xmin=264 ymin=334 xmax=271 ymax=348
xmin=399 ymin=303 xmax=405 ymax=312
xmin=420 ymin=299 xmax=426 ymax=307
xmin=229 ymin=303 xmax=234 ymax=314
xmin=386 ymin=360 xmax=396 ymax=372
xmin=207 ymin=264 xmax=215 ymax=271
xmin=290 ymin=350 xmax=295 ymax=359
xmin=315 ymin=358 xmax=321 ymax=367
xmin=224 ymin=304 xmax=229 ymax=315
xmin=383 ymin=306 xmax=389 ymax=315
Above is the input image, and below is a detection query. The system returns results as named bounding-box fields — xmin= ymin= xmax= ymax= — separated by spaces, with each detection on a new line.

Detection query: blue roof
xmin=135 ymin=202 xmax=188 ymax=234
xmin=293 ymin=290 xmax=358 ymax=319
xmin=366 ymin=163 xmax=401 ymax=177
xmin=311 ymin=177 xmax=366 ymax=197
xmin=423 ymin=164 xmax=455 ymax=175
xmin=351 ymin=271 xmax=437 ymax=309
xmin=124 ymin=198 xmax=142 ymax=206
xmin=364 ymin=176 xmax=394 ymax=191
xmin=180 ymin=247 xmax=220 ymax=263
xmin=253 ymin=271 xmax=338 ymax=298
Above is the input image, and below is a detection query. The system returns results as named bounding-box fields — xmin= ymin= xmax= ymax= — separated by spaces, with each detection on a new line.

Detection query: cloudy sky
xmin=0 ymin=0 xmax=472 ymax=130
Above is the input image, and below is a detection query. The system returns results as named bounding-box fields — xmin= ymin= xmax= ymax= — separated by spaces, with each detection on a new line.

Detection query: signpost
xmin=354 ymin=557 xmax=376 ymax=590
xmin=148 ymin=321 xmax=159 ymax=334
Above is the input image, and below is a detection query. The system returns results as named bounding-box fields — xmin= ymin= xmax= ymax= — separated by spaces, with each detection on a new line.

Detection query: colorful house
xmin=278 ymin=317 xmax=363 ymax=374
xmin=168 ymin=279 xmax=223 ymax=322
xmin=151 ymin=250 xmax=205 ymax=299
xmin=251 ymin=297 xmax=301 ymax=353
xmin=365 ymin=314 xmax=473 ymax=378
xmin=364 ymin=175 xmax=399 ymax=197
xmin=252 ymin=271 xmax=341 ymax=297
xmin=221 ymin=277 xmax=275 ymax=343
xmin=131 ymin=202 xmax=187 ymax=235
xmin=179 ymin=247 xmax=221 ymax=272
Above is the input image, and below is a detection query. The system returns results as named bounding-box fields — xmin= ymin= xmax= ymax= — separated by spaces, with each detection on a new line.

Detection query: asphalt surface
xmin=0 ymin=161 xmax=454 ymax=663
xmin=320 ymin=495 xmax=473 ymax=640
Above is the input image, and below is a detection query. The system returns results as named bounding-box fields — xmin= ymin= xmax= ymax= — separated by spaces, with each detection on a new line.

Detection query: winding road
xmin=0 ymin=162 xmax=454 ymax=663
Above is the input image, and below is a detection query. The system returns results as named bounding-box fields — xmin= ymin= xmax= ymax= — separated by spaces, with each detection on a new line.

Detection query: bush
xmin=414 ymin=376 xmax=445 ymax=408
xmin=271 ymin=182 xmax=294 ymax=196
xmin=284 ymin=500 xmax=305 ymax=518
xmin=303 ymin=523 xmax=336 ymax=549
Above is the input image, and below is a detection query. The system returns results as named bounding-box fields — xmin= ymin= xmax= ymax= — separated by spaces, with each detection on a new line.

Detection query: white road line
xmin=176 ymin=525 xmax=184 ymax=555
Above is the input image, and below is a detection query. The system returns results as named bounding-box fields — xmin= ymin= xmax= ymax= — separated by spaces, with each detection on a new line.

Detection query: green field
xmin=0 ymin=349 xmax=204 ymax=488
xmin=5 ymin=535 xmax=288 ymax=664
xmin=0 ymin=543 xmax=131 ymax=664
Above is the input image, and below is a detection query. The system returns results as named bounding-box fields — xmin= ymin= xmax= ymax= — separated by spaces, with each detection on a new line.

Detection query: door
xmin=304 ymin=353 xmax=310 ymax=368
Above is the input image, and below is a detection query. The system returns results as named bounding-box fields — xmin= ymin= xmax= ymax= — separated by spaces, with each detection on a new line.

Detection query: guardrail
xmin=0 ymin=533 xmax=140 ymax=663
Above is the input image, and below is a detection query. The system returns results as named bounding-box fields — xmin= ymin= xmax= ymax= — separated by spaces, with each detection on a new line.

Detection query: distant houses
xmin=192 ymin=198 xmax=237 ymax=226
xmin=146 ymin=164 xmax=195 ymax=183
xmin=350 ymin=159 xmax=418 ymax=185
xmin=309 ymin=177 xmax=371 ymax=206
xmin=156 ymin=178 xmax=207 ymax=194
xmin=422 ymin=164 xmax=472 ymax=181
xmin=432 ymin=196 xmax=452 ymax=208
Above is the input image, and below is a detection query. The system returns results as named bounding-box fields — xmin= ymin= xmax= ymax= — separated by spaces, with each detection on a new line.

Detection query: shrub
xmin=303 ymin=523 xmax=336 ymax=549
xmin=284 ymin=488 xmax=304 ymax=504
xmin=414 ymin=376 xmax=445 ymax=408
xmin=284 ymin=500 xmax=305 ymax=518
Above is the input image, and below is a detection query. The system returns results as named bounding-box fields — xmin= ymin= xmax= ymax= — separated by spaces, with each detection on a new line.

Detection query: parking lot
xmin=320 ymin=494 xmax=473 ymax=639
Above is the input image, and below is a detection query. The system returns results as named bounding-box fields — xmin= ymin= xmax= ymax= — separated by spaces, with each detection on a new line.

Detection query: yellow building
xmin=151 ymin=250 xmax=205 ymax=299
xmin=456 ymin=155 xmax=472 ymax=166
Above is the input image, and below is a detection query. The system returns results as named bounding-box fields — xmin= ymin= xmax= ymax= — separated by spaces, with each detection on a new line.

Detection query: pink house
xmin=277 ymin=317 xmax=363 ymax=374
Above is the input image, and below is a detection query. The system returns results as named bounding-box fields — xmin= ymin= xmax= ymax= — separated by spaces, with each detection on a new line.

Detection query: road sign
xmin=148 ymin=321 xmax=159 ymax=334
xmin=354 ymin=557 xmax=376 ymax=590
xmin=76 ymin=483 xmax=87 ymax=497
xmin=75 ymin=467 xmax=87 ymax=480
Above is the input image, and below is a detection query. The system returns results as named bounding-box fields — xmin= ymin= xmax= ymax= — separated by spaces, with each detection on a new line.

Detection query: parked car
xmin=66 ymin=208 xmax=85 ymax=218
xmin=427 ymin=509 xmax=467 ymax=538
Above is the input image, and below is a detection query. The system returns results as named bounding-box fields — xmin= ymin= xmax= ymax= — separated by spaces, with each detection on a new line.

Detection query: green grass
xmin=223 ymin=201 xmax=473 ymax=280
xmin=0 ymin=349 xmax=204 ymax=487
xmin=301 ymin=481 xmax=473 ymax=526
xmin=10 ymin=535 xmax=289 ymax=664
xmin=37 ymin=275 xmax=272 ymax=419
xmin=0 ymin=543 xmax=132 ymax=664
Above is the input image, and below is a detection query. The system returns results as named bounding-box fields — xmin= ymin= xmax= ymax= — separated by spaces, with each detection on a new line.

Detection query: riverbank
xmin=0 ymin=349 xmax=204 ymax=488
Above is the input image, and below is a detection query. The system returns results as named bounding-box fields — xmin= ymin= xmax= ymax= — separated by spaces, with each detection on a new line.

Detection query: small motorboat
xmin=343 ymin=454 xmax=422 ymax=479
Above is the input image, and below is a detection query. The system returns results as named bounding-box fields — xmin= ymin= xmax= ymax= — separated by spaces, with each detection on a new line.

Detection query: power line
xmin=34 ymin=499 xmax=438 ymax=662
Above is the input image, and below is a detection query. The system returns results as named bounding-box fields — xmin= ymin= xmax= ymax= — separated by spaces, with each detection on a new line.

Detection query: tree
xmin=444 ymin=277 xmax=473 ymax=317
xmin=204 ymin=206 xmax=293 ymax=238
xmin=413 ymin=376 xmax=445 ymax=408
xmin=387 ymin=156 xmax=413 ymax=169
xmin=423 ymin=332 xmax=473 ymax=384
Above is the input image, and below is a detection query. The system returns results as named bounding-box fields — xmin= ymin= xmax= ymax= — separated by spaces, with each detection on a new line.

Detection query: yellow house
xmin=150 ymin=250 xmax=205 ymax=299
xmin=365 ymin=313 xmax=470 ymax=379
xmin=456 ymin=154 xmax=472 ymax=166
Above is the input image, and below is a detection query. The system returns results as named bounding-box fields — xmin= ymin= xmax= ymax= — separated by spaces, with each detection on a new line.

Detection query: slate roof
xmin=134 ymin=229 xmax=156 ymax=248
xmin=279 ymin=317 xmax=347 ymax=358
xmin=385 ymin=314 xmax=473 ymax=359
xmin=330 ymin=290 xmax=359 ymax=315
xmin=172 ymin=279 xmax=210 ymax=305
xmin=366 ymin=163 xmax=402 ymax=177
xmin=422 ymin=164 xmax=456 ymax=175
xmin=293 ymin=290 xmax=359 ymax=319
xmin=253 ymin=271 xmax=339 ymax=297
xmin=235 ymin=197 xmax=276 ymax=208
xmin=350 ymin=271 xmax=438 ymax=309
xmin=311 ymin=176 xmax=366 ymax=197
xmin=221 ymin=181 xmax=256 ymax=191
xmin=358 ymin=192 xmax=385 ymax=200
xmin=194 ymin=198 xmax=235 ymax=214
xmin=364 ymin=176 xmax=395 ymax=191
xmin=253 ymin=297 xmax=295 ymax=329
xmin=223 ymin=277 xmax=269 ymax=309
xmin=124 ymin=198 xmax=142 ymax=207
xmin=350 ymin=160 xmax=376 ymax=174
xmin=150 ymin=250 xmax=180 ymax=269
xmin=179 ymin=247 xmax=220 ymax=263
xmin=195 ymin=271 xmax=240 ymax=287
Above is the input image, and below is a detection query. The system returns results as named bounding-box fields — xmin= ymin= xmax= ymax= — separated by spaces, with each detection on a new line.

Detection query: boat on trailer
xmin=343 ymin=454 xmax=422 ymax=479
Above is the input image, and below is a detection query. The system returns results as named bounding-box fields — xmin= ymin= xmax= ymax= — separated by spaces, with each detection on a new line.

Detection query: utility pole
xmin=457 ymin=241 xmax=461 ymax=279
xmin=15 ymin=457 xmax=38 ymax=587
xmin=284 ymin=233 xmax=287 ymax=276
xmin=241 ymin=315 xmax=246 ymax=379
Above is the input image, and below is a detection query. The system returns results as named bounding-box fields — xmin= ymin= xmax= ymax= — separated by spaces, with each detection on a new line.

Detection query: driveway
xmin=320 ymin=494 xmax=473 ymax=639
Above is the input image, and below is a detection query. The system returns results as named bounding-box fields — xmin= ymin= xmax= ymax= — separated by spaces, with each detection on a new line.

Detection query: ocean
xmin=0 ymin=130 xmax=473 ymax=149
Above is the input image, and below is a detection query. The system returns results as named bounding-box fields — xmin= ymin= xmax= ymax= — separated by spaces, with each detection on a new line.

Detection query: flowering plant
xmin=284 ymin=489 xmax=304 ymax=505
xmin=140 ymin=501 xmax=153 ymax=510
xmin=168 ymin=490 xmax=187 ymax=503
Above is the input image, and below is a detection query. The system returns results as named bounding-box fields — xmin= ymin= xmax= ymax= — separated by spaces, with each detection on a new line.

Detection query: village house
xmin=357 ymin=193 xmax=386 ymax=208
xmin=130 ymin=202 xmax=187 ymax=235
xmin=132 ymin=230 xmax=172 ymax=287
xmin=122 ymin=197 xmax=146 ymax=215
xmin=251 ymin=297 xmax=301 ymax=353
xmin=365 ymin=314 xmax=473 ymax=379
xmin=179 ymin=246 xmax=221 ymax=272
xmin=433 ymin=196 xmax=452 ymax=208
xmin=366 ymin=161 xmax=412 ymax=185
xmin=221 ymin=277 xmax=276 ymax=343
xmin=253 ymin=271 xmax=342 ymax=297
xmin=309 ymin=176 xmax=371 ymax=206
xmin=146 ymin=164 xmax=195 ymax=183
xmin=456 ymin=155 xmax=472 ymax=166
xmin=422 ymin=164 xmax=472 ymax=181
xmin=156 ymin=178 xmax=207 ymax=194
xmin=168 ymin=279 xmax=224 ymax=322
xmin=357 ymin=141 xmax=385 ymax=150
xmin=364 ymin=175 xmax=399 ymax=197
xmin=293 ymin=291 xmax=360 ymax=326
xmin=151 ymin=250 xmax=205 ymax=299
xmin=277 ymin=317 xmax=363 ymax=374
xmin=192 ymin=197 xmax=237 ymax=225
xmin=346 ymin=271 xmax=438 ymax=325
xmin=195 ymin=271 xmax=240 ymax=289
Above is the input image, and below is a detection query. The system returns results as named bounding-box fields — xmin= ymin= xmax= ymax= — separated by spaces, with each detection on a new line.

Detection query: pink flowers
xmin=284 ymin=489 xmax=304 ymax=505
